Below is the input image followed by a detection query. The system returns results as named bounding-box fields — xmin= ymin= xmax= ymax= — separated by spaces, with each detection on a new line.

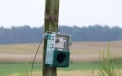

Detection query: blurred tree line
xmin=0 ymin=25 xmax=122 ymax=44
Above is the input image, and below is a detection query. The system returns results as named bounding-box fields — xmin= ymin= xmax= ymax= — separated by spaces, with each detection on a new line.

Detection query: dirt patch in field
xmin=0 ymin=53 xmax=42 ymax=63
xmin=0 ymin=53 xmax=99 ymax=63
xmin=70 ymin=54 xmax=99 ymax=62
xmin=0 ymin=41 xmax=122 ymax=63
xmin=9 ymin=70 xmax=122 ymax=76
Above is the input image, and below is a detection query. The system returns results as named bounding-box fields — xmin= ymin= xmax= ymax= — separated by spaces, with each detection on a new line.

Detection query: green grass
xmin=98 ymin=47 xmax=122 ymax=76
xmin=0 ymin=62 xmax=122 ymax=76
xmin=58 ymin=62 xmax=101 ymax=71
xmin=0 ymin=63 xmax=41 ymax=76
xmin=0 ymin=42 xmax=122 ymax=76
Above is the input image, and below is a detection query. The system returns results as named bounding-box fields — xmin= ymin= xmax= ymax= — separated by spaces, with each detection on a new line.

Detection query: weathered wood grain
xmin=43 ymin=0 xmax=60 ymax=76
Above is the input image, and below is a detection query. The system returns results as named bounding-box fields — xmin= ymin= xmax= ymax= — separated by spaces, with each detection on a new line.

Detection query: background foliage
xmin=0 ymin=25 xmax=122 ymax=44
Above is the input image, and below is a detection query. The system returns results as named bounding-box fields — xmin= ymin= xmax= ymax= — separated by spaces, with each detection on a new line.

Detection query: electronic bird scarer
xmin=44 ymin=32 xmax=71 ymax=67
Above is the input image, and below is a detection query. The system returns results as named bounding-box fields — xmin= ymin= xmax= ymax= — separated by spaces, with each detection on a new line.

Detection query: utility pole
xmin=43 ymin=0 xmax=59 ymax=76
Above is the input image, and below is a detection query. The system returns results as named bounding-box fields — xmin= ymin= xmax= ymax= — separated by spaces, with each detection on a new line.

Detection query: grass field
xmin=0 ymin=41 xmax=122 ymax=76
xmin=0 ymin=41 xmax=122 ymax=63
xmin=1 ymin=62 xmax=122 ymax=76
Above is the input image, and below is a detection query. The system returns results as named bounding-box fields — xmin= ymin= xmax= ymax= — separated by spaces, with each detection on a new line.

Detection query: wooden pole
xmin=43 ymin=0 xmax=59 ymax=76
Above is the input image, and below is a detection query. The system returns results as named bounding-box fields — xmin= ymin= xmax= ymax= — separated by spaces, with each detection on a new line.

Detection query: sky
xmin=0 ymin=0 xmax=122 ymax=28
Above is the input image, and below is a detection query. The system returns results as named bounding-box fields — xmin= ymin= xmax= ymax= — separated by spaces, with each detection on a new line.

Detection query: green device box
xmin=46 ymin=50 xmax=70 ymax=67
xmin=45 ymin=33 xmax=71 ymax=67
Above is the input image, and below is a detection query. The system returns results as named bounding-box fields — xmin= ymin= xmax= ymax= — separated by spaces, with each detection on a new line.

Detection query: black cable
xmin=31 ymin=39 xmax=43 ymax=76
xmin=30 ymin=18 xmax=55 ymax=76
